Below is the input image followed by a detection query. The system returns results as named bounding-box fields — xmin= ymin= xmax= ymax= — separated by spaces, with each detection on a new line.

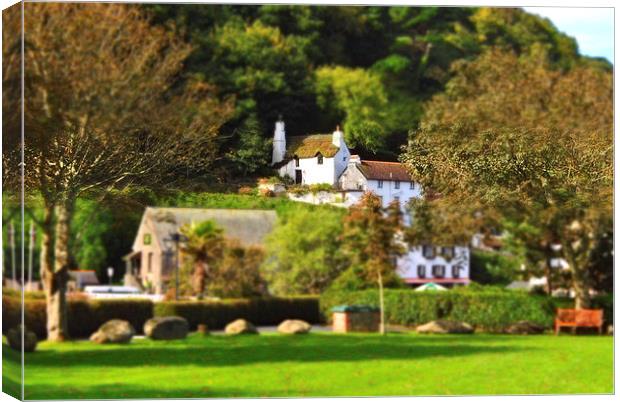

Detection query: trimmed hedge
xmin=154 ymin=296 xmax=320 ymax=330
xmin=3 ymin=295 xmax=320 ymax=338
xmin=2 ymin=296 xmax=154 ymax=339
xmin=320 ymin=289 xmax=557 ymax=332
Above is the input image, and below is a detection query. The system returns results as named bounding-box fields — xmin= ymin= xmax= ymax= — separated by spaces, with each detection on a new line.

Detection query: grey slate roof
xmin=144 ymin=207 xmax=277 ymax=246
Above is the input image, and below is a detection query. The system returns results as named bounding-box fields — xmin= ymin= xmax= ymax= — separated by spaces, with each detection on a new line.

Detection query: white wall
xmin=397 ymin=246 xmax=470 ymax=285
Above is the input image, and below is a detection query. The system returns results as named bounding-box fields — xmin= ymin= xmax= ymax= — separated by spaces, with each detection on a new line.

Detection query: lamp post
xmin=165 ymin=232 xmax=187 ymax=301
xmin=107 ymin=267 xmax=114 ymax=285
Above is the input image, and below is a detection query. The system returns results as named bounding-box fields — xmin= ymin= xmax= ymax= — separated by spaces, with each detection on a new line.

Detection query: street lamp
xmin=164 ymin=232 xmax=188 ymax=301
xmin=107 ymin=267 xmax=114 ymax=285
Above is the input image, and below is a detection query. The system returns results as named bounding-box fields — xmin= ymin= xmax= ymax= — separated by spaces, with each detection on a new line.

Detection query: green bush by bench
xmin=320 ymin=288 xmax=557 ymax=332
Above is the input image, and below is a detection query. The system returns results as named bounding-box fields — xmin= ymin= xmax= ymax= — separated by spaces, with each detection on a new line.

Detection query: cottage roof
xmin=143 ymin=207 xmax=277 ymax=247
xmin=287 ymin=134 xmax=339 ymax=158
xmin=357 ymin=160 xmax=412 ymax=181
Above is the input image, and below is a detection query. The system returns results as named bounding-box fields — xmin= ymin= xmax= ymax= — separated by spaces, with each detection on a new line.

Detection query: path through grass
xmin=3 ymin=332 xmax=613 ymax=399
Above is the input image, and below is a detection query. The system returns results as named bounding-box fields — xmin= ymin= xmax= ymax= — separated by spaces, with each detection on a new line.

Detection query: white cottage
xmin=272 ymin=119 xmax=350 ymax=185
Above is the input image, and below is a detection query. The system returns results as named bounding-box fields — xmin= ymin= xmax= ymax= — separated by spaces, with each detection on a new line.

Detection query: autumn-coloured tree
xmin=341 ymin=193 xmax=406 ymax=334
xmin=403 ymin=48 xmax=612 ymax=308
xmin=2 ymin=3 xmax=233 ymax=340
xmin=402 ymin=125 xmax=612 ymax=309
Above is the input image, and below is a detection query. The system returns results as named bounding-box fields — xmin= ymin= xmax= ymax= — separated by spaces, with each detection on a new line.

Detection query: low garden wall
xmin=2 ymin=295 xmax=320 ymax=339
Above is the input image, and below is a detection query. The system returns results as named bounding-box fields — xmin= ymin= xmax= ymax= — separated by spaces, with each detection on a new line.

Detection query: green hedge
xmin=3 ymin=295 xmax=320 ymax=338
xmin=154 ymin=296 xmax=320 ymax=330
xmin=2 ymin=296 xmax=154 ymax=339
xmin=320 ymin=289 xmax=557 ymax=332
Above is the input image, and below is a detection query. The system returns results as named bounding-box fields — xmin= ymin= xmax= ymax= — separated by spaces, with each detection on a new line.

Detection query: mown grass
xmin=2 ymin=332 xmax=612 ymax=399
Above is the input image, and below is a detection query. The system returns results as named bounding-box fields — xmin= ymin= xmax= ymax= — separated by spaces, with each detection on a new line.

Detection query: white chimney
xmin=349 ymin=155 xmax=361 ymax=165
xmin=332 ymin=125 xmax=344 ymax=147
xmin=272 ymin=118 xmax=286 ymax=165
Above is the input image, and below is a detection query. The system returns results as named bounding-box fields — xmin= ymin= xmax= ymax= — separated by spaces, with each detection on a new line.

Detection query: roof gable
xmin=358 ymin=160 xmax=412 ymax=181
xmin=140 ymin=208 xmax=278 ymax=248
xmin=287 ymin=134 xmax=339 ymax=158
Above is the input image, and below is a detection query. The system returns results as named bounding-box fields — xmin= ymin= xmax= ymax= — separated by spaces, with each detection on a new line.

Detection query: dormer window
xmin=317 ymin=154 xmax=323 ymax=165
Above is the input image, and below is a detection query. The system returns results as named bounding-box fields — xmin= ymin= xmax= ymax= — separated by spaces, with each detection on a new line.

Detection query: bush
xmin=2 ymin=296 xmax=154 ymax=339
xmin=154 ymin=296 xmax=320 ymax=330
xmin=320 ymin=288 xmax=556 ymax=332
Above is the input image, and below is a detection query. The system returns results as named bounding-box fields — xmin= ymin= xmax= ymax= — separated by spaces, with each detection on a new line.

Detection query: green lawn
xmin=3 ymin=332 xmax=613 ymax=399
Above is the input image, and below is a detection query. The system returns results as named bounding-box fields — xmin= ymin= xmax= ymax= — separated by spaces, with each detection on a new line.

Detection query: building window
xmin=441 ymin=247 xmax=454 ymax=259
xmin=317 ymin=154 xmax=324 ymax=164
xmin=452 ymin=265 xmax=462 ymax=279
xmin=422 ymin=245 xmax=435 ymax=259
xmin=432 ymin=265 xmax=446 ymax=278
xmin=378 ymin=180 xmax=383 ymax=188
xmin=143 ymin=233 xmax=151 ymax=245
xmin=417 ymin=265 xmax=426 ymax=278
xmin=395 ymin=180 xmax=400 ymax=189
xmin=147 ymin=252 xmax=153 ymax=273
xmin=410 ymin=181 xmax=415 ymax=189
xmin=343 ymin=156 xmax=347 ymax=161
xmin=294 ymin=156 xmax=300 ymax=167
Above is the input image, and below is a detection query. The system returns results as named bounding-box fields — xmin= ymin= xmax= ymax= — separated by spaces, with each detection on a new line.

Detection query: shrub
xmin=320 ymin=288 xmax=556 ymax=332
xmin=154 ymin=296 xmax=320 ymax=330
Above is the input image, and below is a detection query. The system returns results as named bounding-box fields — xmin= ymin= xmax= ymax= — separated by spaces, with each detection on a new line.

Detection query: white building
xmin=272 ymin=119 xmax=350 ymax=185
xmin=272 ymin=119 xmax=471 ymax=288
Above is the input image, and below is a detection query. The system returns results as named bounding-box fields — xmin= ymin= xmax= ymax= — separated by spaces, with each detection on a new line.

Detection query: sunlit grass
xmin=2 ymin=332 xmax=613 ymax=399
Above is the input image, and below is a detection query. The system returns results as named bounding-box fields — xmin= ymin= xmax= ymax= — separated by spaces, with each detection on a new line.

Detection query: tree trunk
xmin=378 ymin=272 xmax=386 ymax=335
xmin=46 ymin=198 xmax=74 ymax=341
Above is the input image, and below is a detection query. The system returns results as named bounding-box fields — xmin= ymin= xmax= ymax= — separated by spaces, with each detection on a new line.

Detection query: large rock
xmin=277 ymin=319 xmax=311 ymax=334
xmin=225 ymin=319 xmax=258 ymax=335
xmin=90 ymin=320 xmax=135 ymax=344
xmin=504 ymin=321 xmax=545 ymax=335
xmin=416 ymin=320 xmax=474 ymax=334
xmin=144 ymin=316 xmax=189 ymax=340
xmin=7 ymin=325 xmax=38 ymax=352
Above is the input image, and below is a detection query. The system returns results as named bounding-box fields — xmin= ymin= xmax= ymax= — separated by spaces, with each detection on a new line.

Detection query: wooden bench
xmin=555 ymin=308 xmax=603 ymax=335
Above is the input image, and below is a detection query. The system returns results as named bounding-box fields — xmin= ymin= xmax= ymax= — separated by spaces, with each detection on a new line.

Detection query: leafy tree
xmin=2 ymin=3 xmax=233 ymax=340
xmin=315 ymin=66 xmax=388 ymax=152
xmin=261 ymin=208 xmax=347 ymax=295
xmin=406 ymin=47 xmax=612 ymax=308
xmin=180 ymin=220 xmax=266 ymax=298
xmin=226 ymin=115 xmax=272 ymax=177
xmin=340 ymin=193 xmax=406 ymax=334
xmin=208 ymin=240 xmax=266 ymax=298
xmin=71 ymin=200 xmax=113 ymax=277
xmin=402 ymin=124 xmax=611 ymax=309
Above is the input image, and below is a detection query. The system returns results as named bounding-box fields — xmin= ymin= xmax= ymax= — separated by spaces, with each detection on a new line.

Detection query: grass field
xmin=2 ymin=332 xmax=613 ymax=399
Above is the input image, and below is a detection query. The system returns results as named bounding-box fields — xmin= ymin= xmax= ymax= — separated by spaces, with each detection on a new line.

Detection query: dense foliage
xmin=320 ymin=288 xmax=557 ymax=332
xmin=146 ymin=5 xmax=607 ymax=163
xmin=261 ymin=208 xmax=347 ymax=295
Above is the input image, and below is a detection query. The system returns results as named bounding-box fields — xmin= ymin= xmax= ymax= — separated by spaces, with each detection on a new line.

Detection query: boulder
xmin=504 ymin=321 xmax=545 ymax=335
xmin=144 ymin=316 xmax=189 ymax=340
xmin=90 ymin=320 xmax=135 ymax=344
xmin=7 ymin=325 xmax=38 ymax=353
xmin=277 ymin=319 xmax=311 ymax=334
xmin=225 ymin=319 xmax=258 ymax=335
xmin=416 ymin=320 xmax=474 ymax=334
